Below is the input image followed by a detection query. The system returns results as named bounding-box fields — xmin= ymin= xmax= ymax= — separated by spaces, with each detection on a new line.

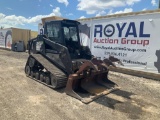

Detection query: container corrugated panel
xmin=31 ymin=31 xmax=38 ymax=39
xmin=12 ymin=28 xmax=31 ymax=49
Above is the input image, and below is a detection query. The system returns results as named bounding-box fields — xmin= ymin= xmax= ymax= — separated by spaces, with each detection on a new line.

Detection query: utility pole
xmin=159 ymin=0 xmax=160 ymax=9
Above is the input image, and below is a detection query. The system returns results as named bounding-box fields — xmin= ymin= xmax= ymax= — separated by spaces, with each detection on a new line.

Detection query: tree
xmin=0 ymin=26 xmax=4 ymax=29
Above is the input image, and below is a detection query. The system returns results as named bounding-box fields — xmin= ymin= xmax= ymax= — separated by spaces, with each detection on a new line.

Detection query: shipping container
xmin=0 ymin=27 xmax=38 ymax=50
xmin=78 ymin=9 xmax=160 ymax=74
xmin=31 ymin=31 xmax=38 ymax=39
xmin=12 ymin=28 xmax=31 ymax=50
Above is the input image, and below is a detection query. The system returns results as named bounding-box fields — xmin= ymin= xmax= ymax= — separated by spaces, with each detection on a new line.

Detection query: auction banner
xmin=0 ymin=29 xmax=12 ymax=49
xmin=85 ymin=13 xmax=160 ymax=73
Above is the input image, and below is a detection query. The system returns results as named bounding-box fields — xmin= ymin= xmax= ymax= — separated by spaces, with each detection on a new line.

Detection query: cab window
xmin=46 ymin=23 xmax=62 ymax=43
xmin=63 ymin=26 xmax=78 ymax=42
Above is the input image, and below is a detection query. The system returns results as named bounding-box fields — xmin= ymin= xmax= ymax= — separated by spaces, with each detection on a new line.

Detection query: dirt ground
xmin=0 ymin=49 xmax=160 ymax=120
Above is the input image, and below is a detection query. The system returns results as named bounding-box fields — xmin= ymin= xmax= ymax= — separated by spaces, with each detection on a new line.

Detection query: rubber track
xmin=31 ymin=54 xmax=68 ymax=88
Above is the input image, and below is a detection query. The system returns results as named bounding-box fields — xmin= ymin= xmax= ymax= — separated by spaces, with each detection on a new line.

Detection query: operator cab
xmin=41 ymin=20 xmax=85 ymax=72
xmin=44 ymin=20 xmax=80 ymax=46
xmin=44 ymin=20 xmax=81 ymax=59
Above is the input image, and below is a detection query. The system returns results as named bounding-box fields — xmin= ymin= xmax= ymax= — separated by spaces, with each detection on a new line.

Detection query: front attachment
xmin=65 ymin=60 xmax=119 ymax=104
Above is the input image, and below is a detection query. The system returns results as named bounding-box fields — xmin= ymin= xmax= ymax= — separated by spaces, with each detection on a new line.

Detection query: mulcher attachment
xmin=65 ymin=57 xmax=121 ymax=104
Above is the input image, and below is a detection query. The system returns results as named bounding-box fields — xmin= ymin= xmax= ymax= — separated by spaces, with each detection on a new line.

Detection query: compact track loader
xmin=25 ymin=19 xmax=122 ymax=103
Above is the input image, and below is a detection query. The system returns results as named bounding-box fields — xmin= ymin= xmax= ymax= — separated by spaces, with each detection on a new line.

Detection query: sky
xmin=0 ymin=0 xmax=159 ymax=31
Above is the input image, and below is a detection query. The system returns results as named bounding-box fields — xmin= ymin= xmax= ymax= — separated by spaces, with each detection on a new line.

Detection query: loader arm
xmin=28 ymin=35 xmax=73 ymax=75
xmin=43 ymin=37 xmax=73 ymax=74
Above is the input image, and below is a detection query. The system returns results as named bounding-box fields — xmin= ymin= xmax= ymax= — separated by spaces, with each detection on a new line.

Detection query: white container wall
xmin=0 ymin=29 xmax=12 ymax=49
xmin=79 ymin=11 xmax=160 ymax=74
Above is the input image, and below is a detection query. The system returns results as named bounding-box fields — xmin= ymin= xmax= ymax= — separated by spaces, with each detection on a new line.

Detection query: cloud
xmin=126 ymin=0 xmax=141 ymax=5
xmin=108 ymin=8 xmax=133 ymax=15
xmin=77 ymin=0 xmax=140 ymax=14
xmin=6 ymin=7 xmax=13 ymax=10
xmin=0 ymin=13 xmax=6 ymax=19
xmin=0 ymin=7 xmax=62 ymax=28
xmin=95 ymin=11 xmax=106 ymax=17
xmin=57 ymin=0 xmax=69 ymax=6
xmin=151 ymin=0 xmax=157 ymax=6
xmin=50 ymin=4 xmax=53 ymax=7
xmin=142 ymin=8 xmax=147 ymax=11
xmin=66 ymin=13 xmax=73 ymax=16
xmin=79 ymin=16 xmax=86 ymax=19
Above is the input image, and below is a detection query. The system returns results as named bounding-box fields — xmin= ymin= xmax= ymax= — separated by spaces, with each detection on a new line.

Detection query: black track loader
xmin=25 ymin=19 xmax=122 ymax=103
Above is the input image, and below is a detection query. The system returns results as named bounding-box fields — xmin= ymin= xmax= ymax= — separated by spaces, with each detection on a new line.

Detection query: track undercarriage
xmin=25 ymin=54 xmax=68 ymax=89
xmin=25 ymin=53 xmax=121 ymax=103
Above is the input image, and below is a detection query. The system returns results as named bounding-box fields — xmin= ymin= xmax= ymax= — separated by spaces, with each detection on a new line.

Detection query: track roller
xmin=45 ymin=75 xmax=51 ymax=85
xmin=40 ymin=72 xmax=45 ymax=82
xmin=35 ymin=72 xmax=40 ymax=80
xmin=30 ymin=71 xmax=35 ymax=78
xmin=25 ymin=65 xmax=31 ymax=77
